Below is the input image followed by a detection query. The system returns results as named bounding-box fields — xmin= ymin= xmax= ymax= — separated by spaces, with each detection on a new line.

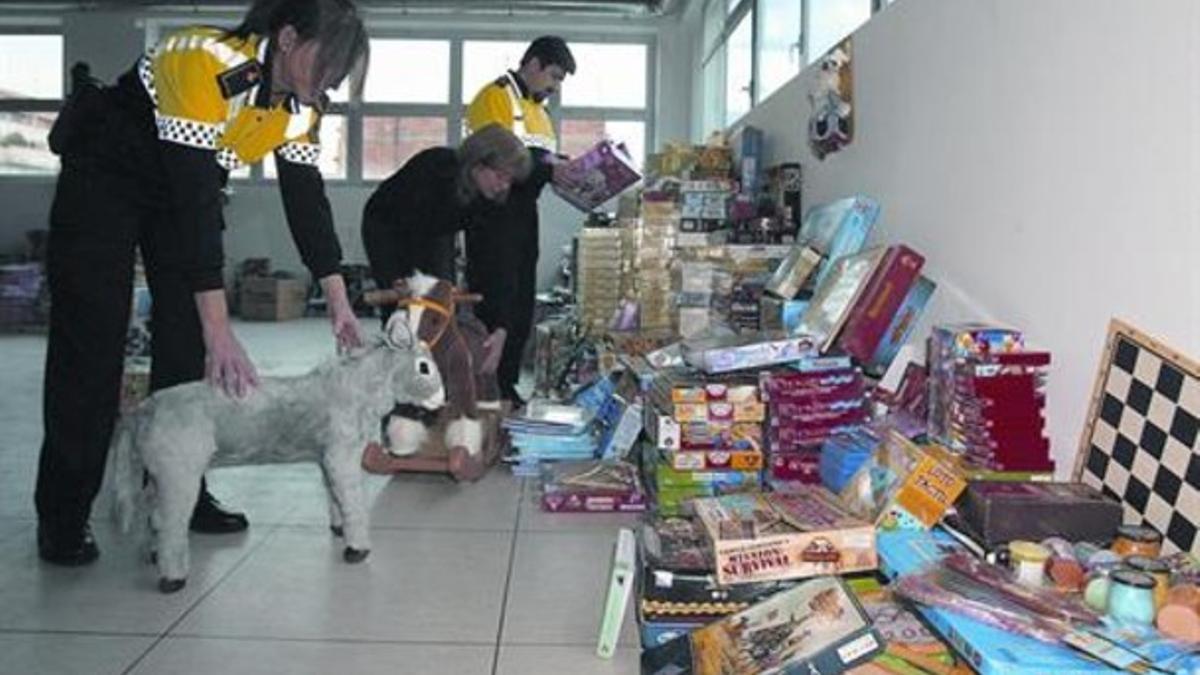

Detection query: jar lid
xmin=1010 ymin=540 xmax=1051 ymax=563
xmin=1125 ymin=556 xmax=1170 ymax=573
xmin=1111 ymin=569 xmax=1157 ymax=589
xmin=1116 ymin=525 xmax=1163 ymax=543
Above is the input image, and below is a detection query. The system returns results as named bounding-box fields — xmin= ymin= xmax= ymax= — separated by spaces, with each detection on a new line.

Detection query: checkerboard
xmin=1075 ymin=319 xmax=1199 ymax=557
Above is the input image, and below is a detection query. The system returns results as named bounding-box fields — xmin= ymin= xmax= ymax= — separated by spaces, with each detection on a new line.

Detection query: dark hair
xmin=520 ymin=36 xmax=576 ymax=75
xmin=229 ymin=0 xmax=369 ymax=97
xmin=457 ymin=124 xmax=532 ymax=204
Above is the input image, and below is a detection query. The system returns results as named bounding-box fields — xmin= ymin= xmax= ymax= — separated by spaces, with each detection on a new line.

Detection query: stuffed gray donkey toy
xmin=108 ymin=315 xmax=444 ymax=593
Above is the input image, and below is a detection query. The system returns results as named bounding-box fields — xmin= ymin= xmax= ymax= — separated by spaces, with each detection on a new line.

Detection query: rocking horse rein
xmin=363 ymin=287 xmax=483 ymax=350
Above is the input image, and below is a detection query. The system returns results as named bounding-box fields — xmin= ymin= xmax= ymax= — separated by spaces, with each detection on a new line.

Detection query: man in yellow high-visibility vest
xmin=463 ymin=36 xmax=575 ymax=408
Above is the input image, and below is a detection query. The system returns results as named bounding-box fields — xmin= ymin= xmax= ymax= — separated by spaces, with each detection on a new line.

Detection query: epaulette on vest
xmin=217 ymin=60 xmax=263 ymax=99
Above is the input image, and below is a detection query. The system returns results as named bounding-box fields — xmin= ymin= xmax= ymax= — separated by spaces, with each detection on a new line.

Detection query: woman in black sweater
xmin=362 ymin=124 xmax=531 ymax=296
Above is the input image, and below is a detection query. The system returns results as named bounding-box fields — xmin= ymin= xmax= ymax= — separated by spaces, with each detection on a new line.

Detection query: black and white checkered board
xmin=1075 ymin=319 xmax=1200 ymax=557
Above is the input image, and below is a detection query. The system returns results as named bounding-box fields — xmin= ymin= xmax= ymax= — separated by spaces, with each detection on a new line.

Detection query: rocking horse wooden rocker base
xmin=361 ymin=274 xmax=508 ymax=482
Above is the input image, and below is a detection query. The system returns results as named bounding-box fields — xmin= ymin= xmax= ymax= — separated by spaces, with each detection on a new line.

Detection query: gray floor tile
xmin=496 ymin=645 xmax=640 ymax=675
xmin=173 ymin=527 xmax=511 ymax=643
xmin=200 ymin=464 xmax=348 ymax=527
xmin=367 ymin=469 xmax=523 ymax=531
xmin=0 ymin=519 xmax=32 ymax=545
xmin=129 ymin=637 xmax=493 ymax=675
xmin=502 ymin=531 xmax=638 ymax=647
xmin=0 ymin=519 xmax=271 ymax=633
xmin=0 ymin=632 xmax=155 ymax=675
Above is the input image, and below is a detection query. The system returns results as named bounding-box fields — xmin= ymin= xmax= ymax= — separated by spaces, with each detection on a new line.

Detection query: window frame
xmin=700 ymin=0 xmax=883 ymax=134
xmin=0 ymin=23 xmax=64 ymax=181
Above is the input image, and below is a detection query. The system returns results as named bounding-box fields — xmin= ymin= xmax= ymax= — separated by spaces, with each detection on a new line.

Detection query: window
xmin=461 ymin=41 xmax=528 ymax=102
xmin=724 ymin=11 xmax=753 ymax=126
xmin=264 ymin=115 xmax=348 ymax=180
xmin=757 ymin=0 xmax=802 ymax=102
xmin=0 ymin=33 xmax=62 ymax=175
xmin=561 ymin=43 xmax=646 ymax=109
xmin=699 ymin=0 xmax=883 ymax=135
xmin=364 ymin=39 xmax=450 ymax=104
xmin=701 ymin=46 xmax=726 ymax=139
xmin=363 ymin=116 xmax=448 ymax=180
xmin=808 ymin=0 xmax=872 ymax=62
xmin=560 ymin=120 xmax=645 ymax=170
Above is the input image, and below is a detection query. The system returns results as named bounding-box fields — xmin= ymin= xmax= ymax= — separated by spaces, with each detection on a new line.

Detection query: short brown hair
xmin=456 ymin=124 xmax=532 ymax=203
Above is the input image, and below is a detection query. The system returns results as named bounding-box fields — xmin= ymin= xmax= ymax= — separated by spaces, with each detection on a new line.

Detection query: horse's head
xmin=379 ymin=272 xmax=481 ymax=353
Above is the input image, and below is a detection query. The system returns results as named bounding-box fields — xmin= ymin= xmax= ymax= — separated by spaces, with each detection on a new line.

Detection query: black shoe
xmin=501 ymin=387 xmax=527 ymax=411
xmin=38 ymin=522 xmax=99 ymax=567
xmin=189 ymin=490 xmax=248 ymax=534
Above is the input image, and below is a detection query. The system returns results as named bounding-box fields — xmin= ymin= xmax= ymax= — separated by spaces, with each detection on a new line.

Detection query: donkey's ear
xmin=383 ymin=312 xmax=414 ymax=350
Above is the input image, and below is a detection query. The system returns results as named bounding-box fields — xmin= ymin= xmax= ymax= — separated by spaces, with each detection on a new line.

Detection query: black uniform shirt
xmin=362 ymin=147 xmax=481 ymax=287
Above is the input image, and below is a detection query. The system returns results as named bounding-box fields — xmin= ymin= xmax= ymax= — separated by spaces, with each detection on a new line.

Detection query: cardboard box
xmin=958 ymin=481 xmax=1122 ymax=547
xmin=693 ymin=487 xmax=878 ymax=586
xmin=239 ymin=277 xmax=307 ymax=321
xmin=837 ymin=244 xmax=926 ymax=363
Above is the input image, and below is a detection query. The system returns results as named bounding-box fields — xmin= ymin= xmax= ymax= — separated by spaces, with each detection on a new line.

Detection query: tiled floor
xmin=0 ymin=319 xmax=641 ymax=675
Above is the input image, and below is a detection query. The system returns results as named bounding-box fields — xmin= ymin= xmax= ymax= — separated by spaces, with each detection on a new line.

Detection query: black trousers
xmin=466 ymin=181 xmax=539 ymax=397
xmin=35 ymin=119 xmax=207 ymax=534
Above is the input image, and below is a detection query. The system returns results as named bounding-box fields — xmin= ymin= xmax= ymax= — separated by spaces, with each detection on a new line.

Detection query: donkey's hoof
xmin=158 ymin=577 xmax=187 ymax=594
xmin=330 ymin=525 xmax=344 ymax=538
xmin=343 ymin=547 xmax=370 ymax=564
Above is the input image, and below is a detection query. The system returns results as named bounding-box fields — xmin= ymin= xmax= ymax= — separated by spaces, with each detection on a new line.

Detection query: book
xmin=641 ymin=575 xmax=885 ymax=675
xmin=553 ymin=139 xmax=642 ymax=212
xmin=597 ymin=528 xmax=637 ymax=658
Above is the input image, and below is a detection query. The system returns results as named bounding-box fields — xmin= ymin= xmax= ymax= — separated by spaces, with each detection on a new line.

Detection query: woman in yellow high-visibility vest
xmin=36 ymin=0 xmax=367 ymax=566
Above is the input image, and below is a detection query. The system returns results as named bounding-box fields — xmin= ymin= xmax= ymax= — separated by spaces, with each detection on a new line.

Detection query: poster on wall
xmin=808 ymin=37 xmax=854 ymax=160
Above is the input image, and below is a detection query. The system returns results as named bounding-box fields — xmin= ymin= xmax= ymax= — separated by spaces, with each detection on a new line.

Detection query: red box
xmin=837 ymin=245 xmax=925 ymax=363
xmin=770 ymin=451 xmax=821 ymax=482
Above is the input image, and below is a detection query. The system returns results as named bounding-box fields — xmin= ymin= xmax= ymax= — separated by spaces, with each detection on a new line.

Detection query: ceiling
xmin=0 ymin=0 xmax=682 ymax=18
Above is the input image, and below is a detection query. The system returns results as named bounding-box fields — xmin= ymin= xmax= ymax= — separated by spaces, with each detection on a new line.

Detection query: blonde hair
xmin=456 ymin=124 xmax=533 ymax=204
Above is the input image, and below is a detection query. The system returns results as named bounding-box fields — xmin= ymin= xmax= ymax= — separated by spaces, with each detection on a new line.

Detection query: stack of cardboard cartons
xmin=239 ymin=276 xmax=307 ymax=321
xmin=635 ymin=198 xmax=678 ymax=332
xmin=575 ymin=227 xmax=630 ymax=332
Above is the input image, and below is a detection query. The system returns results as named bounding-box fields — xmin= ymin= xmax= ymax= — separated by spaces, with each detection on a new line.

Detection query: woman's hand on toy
xmin=481 ymin=328 xmax=507 ymax=373
xmin=321 ymin=274 xmax=364 ymax=353
xmin=195 ymin=289 xmax=259 ymax=398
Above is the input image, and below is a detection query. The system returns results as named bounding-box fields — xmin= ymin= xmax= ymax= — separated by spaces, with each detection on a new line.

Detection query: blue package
xmin=878 ymin=531 xmax=1123 ymax=675
xmin=800 ymin=196 xmax=880 ymax=288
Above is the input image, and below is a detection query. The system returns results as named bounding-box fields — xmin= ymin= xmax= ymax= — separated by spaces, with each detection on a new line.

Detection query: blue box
xmin=731 ymin=125 xmax=764 ymax=195
xmin=800 ymin=196 xmax=880 ymax=288
xmin=866 ymin=275 xmax=936 ymax=376
xmin=639 ymin=619 xmax=702 ymax=649
xmin=878 ymin=531 xmax=1113 ymax=675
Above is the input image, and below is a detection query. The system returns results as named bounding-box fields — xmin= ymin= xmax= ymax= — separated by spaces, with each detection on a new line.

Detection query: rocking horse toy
xmin=361 ymin=273 xmax=508 ymax=482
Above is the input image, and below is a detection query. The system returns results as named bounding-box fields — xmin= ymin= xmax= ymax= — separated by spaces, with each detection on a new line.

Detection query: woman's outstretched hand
xmin=321 ymin=274 xmax=364 ymax=354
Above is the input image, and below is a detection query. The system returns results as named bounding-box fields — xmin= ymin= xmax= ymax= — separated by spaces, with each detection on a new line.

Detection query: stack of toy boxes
xmin=574 ymin=227 xmax=629 ymax=332
xmin=760 ymin=361 xmax=869 ymax=485
xmin=643 ymin=371 xmax=766 ymax=516
xmin=635 ymin=197 xmax=678 ymax=332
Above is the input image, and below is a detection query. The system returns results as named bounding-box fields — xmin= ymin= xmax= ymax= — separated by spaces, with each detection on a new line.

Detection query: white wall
xmin=0 ymin=5 xmax=689 ymax=290
xmin=737 ymin=0 xmax=1200 ymax=474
